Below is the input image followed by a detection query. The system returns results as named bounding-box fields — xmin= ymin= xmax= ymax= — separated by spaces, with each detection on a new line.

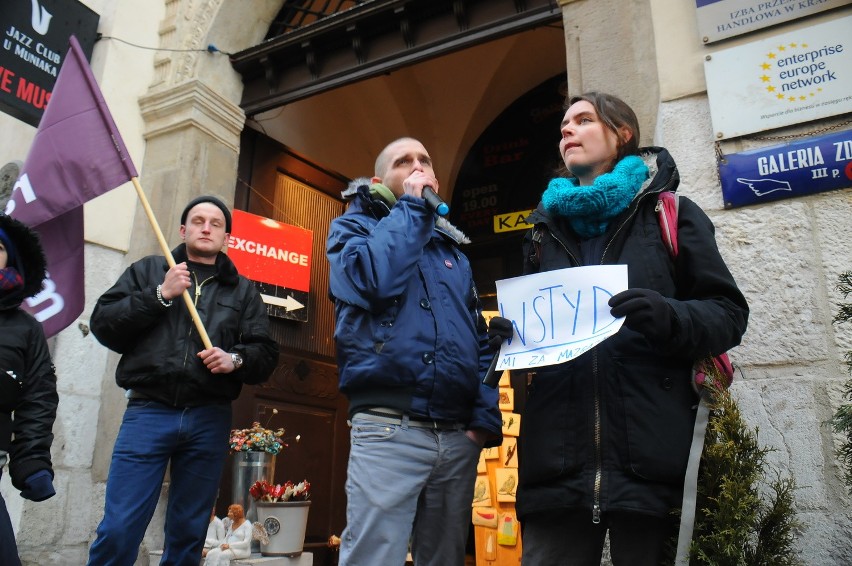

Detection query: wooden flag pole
xmin=131 ymin=177 xmax=213 ymax=350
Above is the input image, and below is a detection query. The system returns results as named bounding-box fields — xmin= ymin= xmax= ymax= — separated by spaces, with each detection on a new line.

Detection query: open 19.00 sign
xmin=228 ymin=209 xmax=312 ymax=322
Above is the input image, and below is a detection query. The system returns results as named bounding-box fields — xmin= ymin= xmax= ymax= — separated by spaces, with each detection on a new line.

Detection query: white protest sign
xmin=494 ymin=265 xmax=628 ymax=371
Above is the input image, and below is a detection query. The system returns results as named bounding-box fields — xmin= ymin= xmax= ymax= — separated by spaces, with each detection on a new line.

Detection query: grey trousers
xmin=339 ymin=414 xmax=481 ymax=566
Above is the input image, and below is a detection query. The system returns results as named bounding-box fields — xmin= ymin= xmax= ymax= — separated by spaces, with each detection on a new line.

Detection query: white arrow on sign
xmin=261 ymin=293 xmax=305 ymax=311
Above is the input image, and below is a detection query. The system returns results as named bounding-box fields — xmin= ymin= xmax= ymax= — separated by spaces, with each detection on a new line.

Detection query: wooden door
xmin=222 ymin=358 xmax=349 ymax=566
xmin=219 ymin=130 xmax=349 ymax=565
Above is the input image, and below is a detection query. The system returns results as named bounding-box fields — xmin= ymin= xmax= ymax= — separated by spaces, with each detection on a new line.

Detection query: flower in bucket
xmin=230 ymin=409 xmax=296 ymax=455
xmin=249 ymin=479 xmax=311 ymax=502
xmin=249 ymin=479 xmax=312 ymax=548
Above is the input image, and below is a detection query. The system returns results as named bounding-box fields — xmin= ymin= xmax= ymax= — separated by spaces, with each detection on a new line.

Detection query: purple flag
xmin=21 ymin=209 xmax=86 ymax=338
xmin=6 ymin=36 xmax=137 ymax=338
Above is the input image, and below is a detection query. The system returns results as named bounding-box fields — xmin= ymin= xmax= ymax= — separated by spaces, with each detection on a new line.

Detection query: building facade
xmin=1 ymin=1 xmax=851 ymax=564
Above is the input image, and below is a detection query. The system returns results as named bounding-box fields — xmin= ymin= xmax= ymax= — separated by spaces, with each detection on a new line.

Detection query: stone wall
xmin=2 ymin=1 xmax=850 ymax=564
xmin=657 ymin=96 xmax=852 ymax=564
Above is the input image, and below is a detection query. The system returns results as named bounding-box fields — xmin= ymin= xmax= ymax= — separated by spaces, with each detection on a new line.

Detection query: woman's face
xmin=227 ymin=505 xmax=243 ymax=521
xmin=558 ymin=100 xmax=623 ymax=185
xmin=0 ymin=241 xmax=7 ymax=269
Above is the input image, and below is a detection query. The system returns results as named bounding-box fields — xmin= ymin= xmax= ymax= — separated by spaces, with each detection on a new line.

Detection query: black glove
xmin=21 ymin=469 xmax=55 ymax=502
xmin=487 ymin=316 xmax=514 ymax=352
xmin=608 ymin=288 xmax=674 ymax=345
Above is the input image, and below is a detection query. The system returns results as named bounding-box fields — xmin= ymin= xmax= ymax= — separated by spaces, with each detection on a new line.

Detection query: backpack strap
xmin=529 ymin=224 xmax=545 ymax=270
xmin=656 ymin=191 xmax=679 ymax=258
xmin=675 ymin=395 xmax=710 ymax=566
xmin=656 ymin=190 xmax=739 ymax=564
xmin=657 ymin=191 xmax=703 ymax=565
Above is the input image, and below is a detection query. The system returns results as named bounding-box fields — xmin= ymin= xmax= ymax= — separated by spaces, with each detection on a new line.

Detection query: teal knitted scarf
xmin=542 ymin=155 xmax=649 ymax=238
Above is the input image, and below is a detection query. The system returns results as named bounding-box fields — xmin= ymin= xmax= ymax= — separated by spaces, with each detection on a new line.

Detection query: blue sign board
xmin=719 ymin=129 xmax=852 ymax=209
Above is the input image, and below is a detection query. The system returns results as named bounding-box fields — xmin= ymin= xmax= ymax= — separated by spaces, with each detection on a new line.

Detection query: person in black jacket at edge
xmin=488 ymin=92 xmax=749 ymax=565
xmin=0 ymin=214 xmax=58 ymax=566
xmin=87 ymin=196 xmax=279 ymax=566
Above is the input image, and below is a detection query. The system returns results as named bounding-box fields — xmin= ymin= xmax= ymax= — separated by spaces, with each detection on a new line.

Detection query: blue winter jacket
xmin=326 ymin=180 xmax=502 ymax=445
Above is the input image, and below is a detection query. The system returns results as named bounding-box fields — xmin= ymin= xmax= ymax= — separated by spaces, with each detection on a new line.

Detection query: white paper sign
xmin=493 ymin=265 xmax=628 ymax=372
xmin=704 ymin=15 xmax=852 ymax=139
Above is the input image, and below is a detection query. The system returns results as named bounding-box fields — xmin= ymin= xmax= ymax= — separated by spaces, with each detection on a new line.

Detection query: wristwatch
xmin=230 ymin=352 xmax=244 ymax=370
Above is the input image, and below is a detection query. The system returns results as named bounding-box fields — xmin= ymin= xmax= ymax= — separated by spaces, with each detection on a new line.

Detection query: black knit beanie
xmin=180 ymin=195 xmax=232 ymax=232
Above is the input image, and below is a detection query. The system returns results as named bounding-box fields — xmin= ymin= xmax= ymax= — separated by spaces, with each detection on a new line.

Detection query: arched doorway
xmin=223 ymin=4 xmax=567 ymax=564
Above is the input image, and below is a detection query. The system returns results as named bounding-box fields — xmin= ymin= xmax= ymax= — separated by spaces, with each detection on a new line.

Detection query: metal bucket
xmin=231 ymin=451 xmax=276 ymax=527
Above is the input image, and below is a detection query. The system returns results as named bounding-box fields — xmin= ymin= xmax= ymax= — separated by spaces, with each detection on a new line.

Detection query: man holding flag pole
xmin=6 ymin=35 xmax=218 ymax=345
xmin=87 ymin=194 xmax=278 ymax=566
xmin=6 ymin=35 xmax=279 ymax=565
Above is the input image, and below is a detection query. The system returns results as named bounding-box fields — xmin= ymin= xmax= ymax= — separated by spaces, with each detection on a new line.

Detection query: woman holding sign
xmin=511 ymin=92 xmax=749 ymax=565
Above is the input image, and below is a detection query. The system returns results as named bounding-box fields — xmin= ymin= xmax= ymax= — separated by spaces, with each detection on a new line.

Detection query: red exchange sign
xmin=227 ymin=209 xmax=312 ymax=292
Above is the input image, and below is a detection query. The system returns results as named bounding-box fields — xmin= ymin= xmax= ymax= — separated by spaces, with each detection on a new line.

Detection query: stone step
xmin=148 ymin=550 xmax=313 ymax=566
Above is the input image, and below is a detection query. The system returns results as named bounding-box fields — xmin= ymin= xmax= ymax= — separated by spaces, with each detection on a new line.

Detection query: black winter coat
xmin=0 ymin=308 xmax=57 ymax=491
xmin=0 ymin=213 xmax=56 ymax=492
xmin=90 ymin=244 xmax=279 ymax=407
xmin=515 ymin=148 xmax=749 ymax=520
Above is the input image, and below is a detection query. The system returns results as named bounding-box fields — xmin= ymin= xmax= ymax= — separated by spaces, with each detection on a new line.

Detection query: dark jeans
xmin=522 ymin=509 xmax=677 ymax=566
xmin=87 ymin=400 xmax=232 ymax=566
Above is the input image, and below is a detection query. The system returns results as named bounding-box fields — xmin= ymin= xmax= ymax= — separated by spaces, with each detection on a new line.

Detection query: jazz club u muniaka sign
xmin=492 ymin=265 xmax=628 ymax=371
xmin=720 ymin=128 xmax=852 ymax=208
xmin=228 ymin=209 xmax=312 ymax=322
xmin=704 ymin=15 xmax=852 ymax=139
xmin=0 ymin=0 xmax=99 ymax=127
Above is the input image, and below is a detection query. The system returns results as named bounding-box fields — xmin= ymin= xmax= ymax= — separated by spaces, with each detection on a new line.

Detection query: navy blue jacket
xmin=326 ymin=180 xmax=502 ymax=445
xmin=516 ymin=148 xmax=749 ymax=520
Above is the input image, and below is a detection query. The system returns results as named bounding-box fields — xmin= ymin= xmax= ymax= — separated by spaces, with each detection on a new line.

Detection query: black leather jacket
xmin=515 ymin=148 xmax=749 ymax=520
xmin=90 ymin=244 xmax=279 ymax=407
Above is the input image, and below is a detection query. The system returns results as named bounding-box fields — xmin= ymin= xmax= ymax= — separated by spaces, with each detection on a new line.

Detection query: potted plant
xmin=229 ymin=410 xmax=295 ymax=529
xmin=229 ymin=417 xmax=287 ymax=455
xmin=249 ymin=479 xmax=312 ymax=557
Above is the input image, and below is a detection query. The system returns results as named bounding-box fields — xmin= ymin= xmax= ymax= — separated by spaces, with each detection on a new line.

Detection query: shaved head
xmin=374 ymin=137 xmax=421 ymax=178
